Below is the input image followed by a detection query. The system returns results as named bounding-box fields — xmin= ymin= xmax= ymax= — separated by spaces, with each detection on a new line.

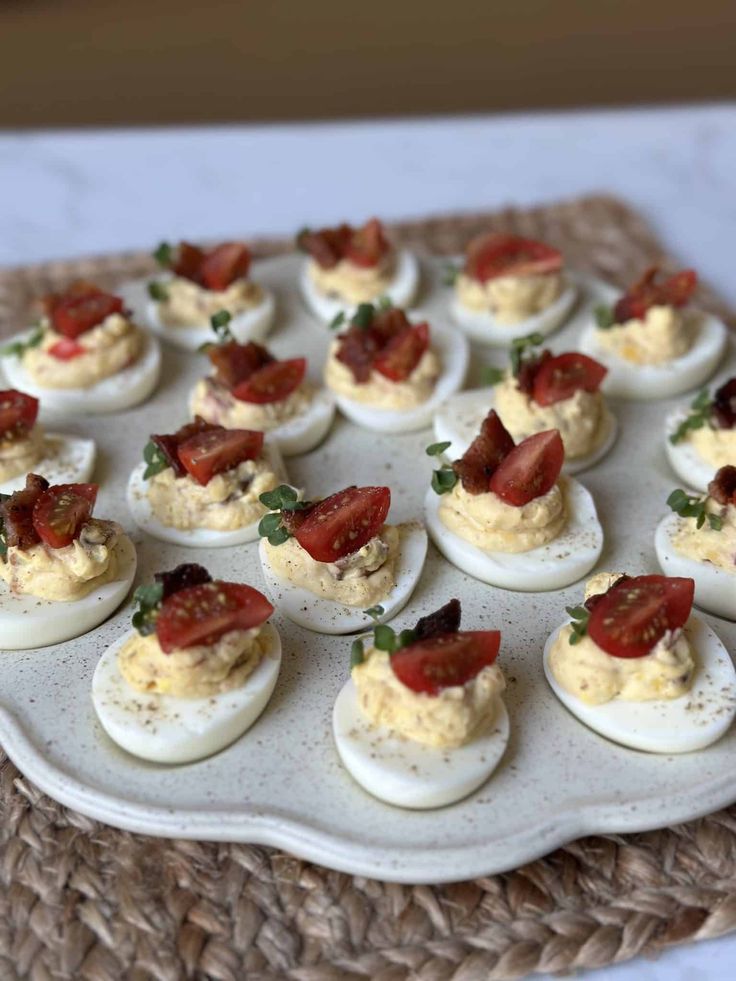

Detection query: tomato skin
xmin=391 ymin=631 xmax=501 ymax=695
xmin=151 ymin=417 xmax=218 ymax=478
xmin=488 ymin=430 xmax=564 ymax=506
xmin=232 ymin=358 xmax=306 ymax=404
xmin=155 ymin=581 xmax=273 ymax=653
xmin=0 ymin=390 xmax=39 ymax=439
xmin=199 ymin=243 xmax=251 ymax=291
xmin=373 ymin=323 xmax=429 ymax=382
xmin=345 ymin=218 xmax=390 ymax=268
xmin=531 ymin=352 xmax=607 ymax=407
xmin=613 ymin=266 xmax=697 ymax=323
xmin=32 ymin=482 xmax=98 ymax=549
xmin=293 ymin=485 xmax=390 ymax=563
xmin=50 ymin=288 xmax=124 ymax=339
xmin=177 ymin=428 xmax=264 ymax=486
xmin=454 ymin=409 xmax=515 ymax=495
xmin=208 ymin=341 xmax=273 ymax=390
xmin=49 ymin=338 xmax=86 ymax=360
xmin=587 ymin=575 xmax=694 ymax=659
xmin=465 ymin=233 xmax=562 ymax=283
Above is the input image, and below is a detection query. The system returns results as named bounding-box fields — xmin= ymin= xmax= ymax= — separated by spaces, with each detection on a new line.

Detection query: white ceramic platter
xmin=0 ymin=255 xmax=734 ymax=885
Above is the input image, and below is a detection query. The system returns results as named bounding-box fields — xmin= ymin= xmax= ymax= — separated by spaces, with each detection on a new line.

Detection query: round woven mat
xmin=1 ymin=195 xmax=734 ymax=981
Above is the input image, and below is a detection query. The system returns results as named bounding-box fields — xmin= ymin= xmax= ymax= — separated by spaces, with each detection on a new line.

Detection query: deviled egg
xmin=424 ymin=410 xmax=603 ymax=591
xmin=333 ymin=599 xmax=509 ymax=808
xmin=323 ymin=301 xmax=468 ymax=433
xmin=92 ymin=563 xmax=281 ymax=763
xmin=665 ymin=378 xmax=736 ymax=491
xmin=258 ymin=483 xmax=428 ymax=634
xmin=579 ymin=266 xmax=726 ymax=400
xmin=0 ymin=474 xmax=136 ymax=649
xmin=127 ymin=416 xmax=286 ymax=547
xmin=544 ymin=572 xmax=736 ymax=752
xmin=298 ymin=218 xmax=419 ymax=323
xmin=449 ymin=232 xmax=577 ymax=345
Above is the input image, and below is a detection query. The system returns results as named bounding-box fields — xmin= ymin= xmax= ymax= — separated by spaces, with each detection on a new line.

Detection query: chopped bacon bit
xmin=453 ymin=410 xmax=515 ymax=495
xmin=413 ymin=599 xmax=462 ymax=640
xmin=708 ymin=465 xmax=736 ymax=507
xmin=712 ymin=378 xmax=736 ymax=430
xmin=208 ymin=341 xmax=274 ymax=390
xmin=516 ymin=349 xmax=552 ymax=395
xmin=335 ymin=326 xmax=380 ymax=383
xmin=150 ymin=417 xmax=219 ymax=478
xmin=613 ymin=266 xmax=697 ymax=323
xmin=168 ymin=241 xmax=251 ymax=290
xmin=299 ymin=219 xmax=391 ymax=270
xmin=154 ymin=563 xmax=212 ymax=601
xmin=335 ymin=306 xmax=428 ymax=384
xmin=1 ymin=473 xmax=49 ymax=550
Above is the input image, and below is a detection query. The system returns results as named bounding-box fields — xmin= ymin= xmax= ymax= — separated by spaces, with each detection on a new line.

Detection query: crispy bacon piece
xmin=413 ymin=599 xmax=462 ymax=641
xmin=155 ymin=563 xmax=212 ymax=600
xmin=1 ymin=473 xmax=49 ymax=550
xmin=708 ymin=465 xmax=736 ymax=507
xmin=516 ymin=349 xmax=552 ymax=395
xmin=335 ymin=306 xmax=426 ymax=384
xmin=150 ymin=417 xmax=219 ymax=478
xmin=208 ymin=341 xmax=274 ymax=390
xmin=453 ymin=410 xmax=515 ymax=495
xmin=298 ymin=219 xmax=390 ymax=270
xmin=336 ymin=326 xmax=380 ymax=383
xmin=613 ymin=266 xmax=697 ymax=324
xmin=711 ymin=378 xmax=736 ymax=430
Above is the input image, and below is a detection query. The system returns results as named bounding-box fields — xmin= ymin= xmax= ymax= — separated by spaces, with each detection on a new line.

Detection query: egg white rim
xmin=663 ymin=408 xmax=720 ymax=492
xmin=449 ymin=279 xmax=578 ymax=346
xmin=654 ymin=513 xmax=736 ymax=621
xmin=300 ymin=250 xmax=420 ymax=323
xmin=0 ymin=432 xmax=96 ymax=494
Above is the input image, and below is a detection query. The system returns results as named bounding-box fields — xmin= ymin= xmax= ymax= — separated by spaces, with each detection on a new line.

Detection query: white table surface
xmin=1 ymin=103 xmax=735 ymax=978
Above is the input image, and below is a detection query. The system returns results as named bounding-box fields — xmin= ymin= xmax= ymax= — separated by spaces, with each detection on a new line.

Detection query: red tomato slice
xmin=171 ymin=241 xmax=206 ymax=281
xmin=232 ymin=358 xmax=306 ymax=404
xmin=32 ymin=483 xmax=98 ymax=549
xmin=293 ymin=485 xmax=390 ymax=562
xmin=588 ymin=574 xmax=694 ymax=659
xmin=0 ymin=390 xmax=39 ymax=438
xmin=531 ymin=352 xmax=608 ymax=407
xmin=613 ymin=266 xmax=697 ymax=323
xmin=155 ymin=581 xmax=273 ymax=653
xmin=208 ymin=341 xmax=274 ymax=390
xmin=454 ymin=409 xmax=515 ymax=495
xmin=345 ymin=218 xmax=390 ymax=268
xmin=50 ymin=289 xmax=124 ymax=339
xmin=177 ymin=428 xmax=264 ymax=486
xmin=373 ymin=323 xmax=429 ymax=382
xmin=49 ymin=338 xmax=86 ymax=360
xmin=199 ymin=243 xmax=251 ymax=291
xmin=391 ymin=631 xmax=501 ymax=695
xmin=488 ymin=430 xmax=564 ymax=506
xmin=465 ymin=233 xmax=562 ymax=283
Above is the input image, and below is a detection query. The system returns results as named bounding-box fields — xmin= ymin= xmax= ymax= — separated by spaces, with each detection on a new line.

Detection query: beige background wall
xmin=1 ymin=0 xmax=735 ymax=127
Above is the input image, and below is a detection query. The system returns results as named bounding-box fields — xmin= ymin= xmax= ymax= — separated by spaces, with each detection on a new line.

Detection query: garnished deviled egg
xmin=0 ymin=474 xmax=136 ymax=649
xmin=579 ymin=266 xmax=726 ymax=400
xmin=298 ymin=219 xmax=419 ymax=323
xmin=424 ymin=410 xmax=603 ymax=591
xmin=0 ymin=388 xmax=95 ymax=493
xmin=258 ymin=483 xmax=427 ymax=634
xmin=655 ymin=467 xmax=736 ymax=620
xmin=92 ymin=563 xmax=281 ymax=763
xmin=544 ymin=572 xmax=736 ymax=752
xmin=323 ymin=301 xmax=468 ymax=433
xmin=333 ymin=599 xmax=509 ymax=809
xmin=434 ymin=333 xmax=616 ymax=474
xmin=665 ymin=378 xmax=736 ymax=491
xmin=188 ymin=310 xmax=335 ymax=455
xmin=127 ymin=416 xmax=286 ymax=547
xmin=0 ymin=281 xmax=161 ymax=415
xmin=449 ymin=232 xmax=577 ymax=346
xmin=140 ymin=240 xmax=275 ymax=351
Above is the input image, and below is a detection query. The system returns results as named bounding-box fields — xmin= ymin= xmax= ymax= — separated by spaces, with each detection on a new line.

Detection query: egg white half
xmin=0 ymin=330 xmax=161 ymax=416
xmin=0 ymin=433 xmax=96 ymax=494
xmin=257 ymin=520 xmax=428 ymax=634
xmin=578 ymin=313 xmax=727 ymax=401
xmin=449 ymin=280 xmax=577 ymax=347
xmin=332 ymin=678 xmax=509 ymax=809
xmin=654 ymin=513 xmax=735 ymax=621
xmin=433 ymin=387 xmax=618 ymax=475
xmin=0 ymin=535 xmax=137 ymax=651
xmin=330 ymin=322 xmax=469 ymax=434
xmin=424 ymin=478 xmax=603 ymax=592
xmin=664 ymin=409 xmax=721 ymax=492
xmin=91 ymin=622 xmax=281 ymax=764
xmin=543 ymin=616 xmax=736 ymax=753
xmin=300 ymin=250 xmax=420 ymax=323
xmin=126 ymin=442 xmax=287 ymax=548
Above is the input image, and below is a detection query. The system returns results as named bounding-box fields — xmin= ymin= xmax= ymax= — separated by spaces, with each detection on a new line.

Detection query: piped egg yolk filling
xmin=324 ymin=339 xmax=440 ymax=409
xmin=190 ymin=376 xmax=314 ymax=431
xmin=686 ymin=426 xmax=736 ymax=469
xmin=0 ymin=424 xmax=45 ymax=482
xmin=308 ymin=254 xmax=396 ymax=304
xmin=672 ymin=500 xmax=736 ymax=573
xmin=596 ymin=305 xmax=693 ymax=365
xmin=24 ymin=314 xmax=141 ymax=389
xmin=455 ymin=272 xmax=563 ymax=323
xmin=156 ymin=276 xmax=263 ymax=328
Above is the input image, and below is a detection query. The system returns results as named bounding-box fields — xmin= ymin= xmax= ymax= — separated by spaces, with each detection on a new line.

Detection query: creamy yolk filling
xmin=189 ymin=376 xmax=314 ymax=431
xmin=147 ymin=457 xmax=279 ymax=531
xmin=494 ymin=376 xmax=606 ymax=459
xmin=156 ymin=276 xmax=263 ymax=328
xmin=324 ymin=340 xmax=440 ymax=410
xmin=308 ymin=255 xmax=396 ymax=304
xmin=456 ymin=272 xmax=563 ymax=323
xmin=352 ymin=647 xmax=505 ymax=748
xmin=263 ymin=524 xmax=400 ymax=607
xmin=0 ymin=519 xmax=124 ymax=600
xmin=687 ymin=426 xmax=736 ymax=468
xmin=596 ymin=305 xmax=693 ymax=365
xmin=118 ymin=625 xmax=269 ymax=698
xmin=439 ymin=480 xmax=566 ymax=553
xmin=0 ymin=425 xmax=45 ymax=482
xmin=24 ymin=314 xmax=141 ymax=389
xmin=672 ymin=500 xmax=736 ymax=573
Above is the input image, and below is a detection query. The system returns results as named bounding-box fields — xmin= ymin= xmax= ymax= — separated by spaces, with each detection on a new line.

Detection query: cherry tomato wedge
xmin=49 ymin=338 xmax=86 ymax=360
xmin=155 ymin=581 xmax=273 ymax=653
xmin=373 ymin=323 xmax=429 ymax=382
xmin=177 ymin=428 xmax=264 ymax=486
xmin=489 ymin=430 xmax=564 ymax=506
xmin=345 ymin=218 xmax=390 ymax=268
xmin=613 ymin=266 xmax=697 ymax=323
xmin=454 ymin=409 xmax=515 ymax=495
xmin=293 ymin=485 xmax=390 ymax=563
xmin=199 ymin=242 xmax=251 ymax=291
xmin=232 ymin=358 xmax=306 ymax=404
xmin=391 ymin=630 xmax=501 ymax=695
xmin=32 ymin=482 xmax=98 ymax=549
xmin=465 ymin=233 xmax=562 ymax=283
xmin=50 ymin=288 xmax=124 ymax=339
xmin=531 ymin=352 xmax=607 ymax=407
xmin=587 ymin=574 xmax=694 ymax=659
xmin=0 ymin=390 xmax=39 ymax=438
xmin=208 ymin=341 xmax=273 ymax=390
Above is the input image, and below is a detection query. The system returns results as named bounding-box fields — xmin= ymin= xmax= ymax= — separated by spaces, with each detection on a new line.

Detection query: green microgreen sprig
xmin=509 ymin=331 xmax=545 ymax=377
xmin=443 ymin=264 xmax=460 ymax=286
xmin=153 ymin=242 xmax=173 ymax=268
xmin=667 ymin=488 xmax=723 ymax=531
xmin=350 ymin=612 xmax=417 ymax=668
xmin=594 ymin=305 xmax=615 ymax=329
xmin=352 ymin=302 xmax=376 ymax=329
xmin=426 ymin=441 xmax=458 ymax=495
xmin=329 ymin=311 xmax=346 ymax=331
xmin=0 ymin=325 xmax=45 ymax=359
xmin=131 ymin=581 xmax=164 ymax=636
xmin=142 ymin=440 xmax=169 ymax=480
xmin=258 ymin=484 xmax=309 ymax=546
xmin=0 ymin=493 xmax=9 ymax=560
xmin=483 ymin=365 xmax=506 ymax=386
xmin=147 ymin=280 xmax=169 ymax=302
xmin=566 ymin=605 xmax=590 ymax=645
xmin=669 ymin=388 xmax=713 ymax=444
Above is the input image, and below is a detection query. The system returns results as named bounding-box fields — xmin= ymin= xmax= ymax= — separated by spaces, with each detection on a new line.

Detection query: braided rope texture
xmin=0 ymin=196 xmax=734 ymax=980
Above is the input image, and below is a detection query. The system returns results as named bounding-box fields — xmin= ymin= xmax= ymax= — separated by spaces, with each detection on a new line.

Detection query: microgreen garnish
xmin=295 ymin=227 xmax=311 ymax=252
xmin=349 ymin=619 xmax=417 ymax=670
xmin=426 ymin=441 xmax=451 ymax=457
xmin=594 ymin=305 xmax=615 ymax=330
xmin=566 ymin=605 xmax=590 ymax=645
xmin=153 ymin=242 xmax=173 ymax=268
xmin=350 ymin=639 xmax=365 ymax=668
xmin=669 ymin=388 xmax=713 ymax=444
xmin=210 ymin=309 xmax=234 ymax=342
xmin=147 ymin=280 xmax=169 ymax=302
xmin=0 ymin=493 xmax=9 ymax=560
xmin=0 ymin=325 xmax=45 ymax=359
xmin=142 ymin=440 xmax=169 ymax=480
xmin=329 ymin=311 xmax=346 ymax=331
xmin=364 ymin=605 xmax=385 ymax=621
xmin=351 ymin=302 xmax=376 ymax=330
xmin=377 ymin=296 xmax=393 ymax=311
xmin=258 ymin=484 xmax=309 ymax=546
xmin=443 ymin=264 xmax=460 ymax=286
xmin=667 ymin=488 xmax=723 ymax=531
xmin=509 ymin=332 xmax=544 ymax=377
xmin=131 ymin=581 xmax=164 ymax=636
xmin=483 ymin=366 xmax=506 ymax=386
xmin=426 ymin=442 xmax=458 ymax=495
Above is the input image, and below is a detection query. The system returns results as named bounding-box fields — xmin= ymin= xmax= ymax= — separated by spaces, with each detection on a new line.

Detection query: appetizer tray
xmin=0 ymin=248 xmax=734 ymax=886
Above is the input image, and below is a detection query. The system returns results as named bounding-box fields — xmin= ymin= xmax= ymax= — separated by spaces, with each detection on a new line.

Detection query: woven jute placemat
xmin=1 ymin=195 xmax=735 ymax=981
